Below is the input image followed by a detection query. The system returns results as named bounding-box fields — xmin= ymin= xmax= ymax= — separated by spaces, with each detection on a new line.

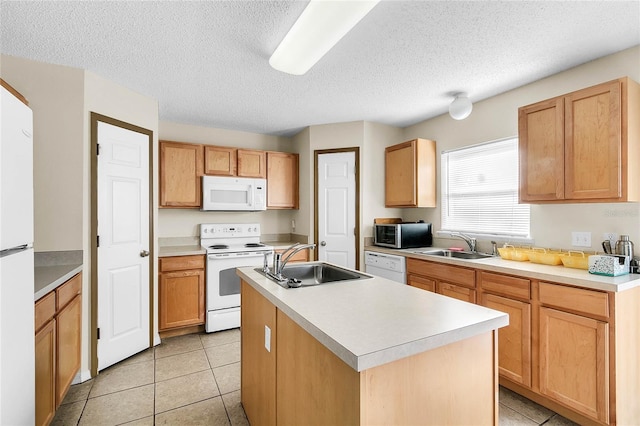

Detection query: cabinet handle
xmin=140 ymin=250 xmax=150 ymax=257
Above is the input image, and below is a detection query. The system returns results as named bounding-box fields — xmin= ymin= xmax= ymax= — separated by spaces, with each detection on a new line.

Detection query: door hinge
xmin=97 ymin=235 xmax=100 ymax=247
xmin=96 ymin=144 xmax=100 ymax=155
xmin=97 ymin=328 xmax=100 ymax=339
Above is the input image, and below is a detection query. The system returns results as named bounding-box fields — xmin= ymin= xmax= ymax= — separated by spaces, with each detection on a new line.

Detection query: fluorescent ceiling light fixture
xmin=449 ymin=93 xmax=473 ymax=120
xmin=269 ymin=0 xmax=380 ymax=75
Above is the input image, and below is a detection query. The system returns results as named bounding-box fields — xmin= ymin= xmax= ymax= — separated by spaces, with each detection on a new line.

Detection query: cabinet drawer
xmin=56 ymin=273 xmax=82 ymax=310
xmin=408 ymin=274 xmax=436 ymax=292
xmin=480 ymin=272 xmax=531 ymax=300
xmin=35 ymin=292 xmax=56 ymax=332
xmin=539 ymin=282 xmax=609 ymax=318
xmin=407 ymin=258 xmax=475 ymax=288
xmin=160 ymin=255 xmax=205 ymax=272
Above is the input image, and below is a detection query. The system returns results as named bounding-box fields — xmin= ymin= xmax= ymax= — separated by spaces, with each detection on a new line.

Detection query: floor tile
xmin=222 ymin=390 xmax=250 ymax=426
xmin=79 ymin=384 xmax=154 ymax=426
xmin=89 ymin=360 xmax=154 ymax=398
xmin=60 ymin=379 xmax=94 ymax=405
xmin=155 ymin=333 xmax=204 ymax=359
xmin=200 ymin=328 xmax=241 ymax=348
xmin=499 ymin=386 xmax=554 ymax=423
xmin=117 ymin=348 xmax=154 ymax=367
xmin=51 ymin=400 xmax=85 ymax=426
xmin=205 ymin=341 xmax=241 ymax=368
xmin=213 ymin=362 xmax=241 ymax=395
xmin=120 ymin=415 xmax=154 ymax=425
xmin=498 ymin=403 xmax=538 ymax=426
xmin=155 ymin=397 xmax=231 ymax=425
xmin=544 ymin=413 xmax=580 ymax=425
xmin=155 ymin=349 xmax=210 ymax=382
xmin=155 ymin=370 xmax=220 ymax=414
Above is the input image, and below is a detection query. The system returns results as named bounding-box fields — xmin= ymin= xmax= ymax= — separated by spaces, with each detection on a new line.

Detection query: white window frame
xmin=439 ymin=137 xmax=531 ymax=244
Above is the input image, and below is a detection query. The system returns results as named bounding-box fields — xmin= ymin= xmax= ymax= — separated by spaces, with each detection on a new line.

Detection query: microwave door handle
xmin=248 ymin=185 xmax=253 ymax=207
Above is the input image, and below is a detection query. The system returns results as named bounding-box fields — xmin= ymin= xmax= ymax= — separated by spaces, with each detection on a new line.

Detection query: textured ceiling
xmin=1 ymin=1 xmax=639 ymax=137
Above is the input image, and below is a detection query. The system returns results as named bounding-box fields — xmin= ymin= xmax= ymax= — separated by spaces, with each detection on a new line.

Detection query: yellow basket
xmin=560 ymin=251 xmax=589 ymax=270
xmin=498 ymin=245 xmax=530 ymax=261
xmin=528 ymin=248 xmax=563 ymax=266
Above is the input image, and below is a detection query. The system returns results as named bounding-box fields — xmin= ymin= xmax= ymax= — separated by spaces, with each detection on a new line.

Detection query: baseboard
xmin=72 ymin=368 xmax=93 ymax=384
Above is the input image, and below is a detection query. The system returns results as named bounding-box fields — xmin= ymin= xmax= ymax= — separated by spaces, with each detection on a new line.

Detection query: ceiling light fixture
xmin=449 ymin=93 xmax=473 ymax=120
xmin=269 ymin=0 xmax=380 ymax=76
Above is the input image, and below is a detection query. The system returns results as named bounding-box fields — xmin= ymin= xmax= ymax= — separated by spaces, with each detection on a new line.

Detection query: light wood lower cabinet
xmin=35 ymin=273 xmax=82 ymax=426
xmin=539 ymin=307 xmax=609 ymax=423
xmin=407 ymin=258 xmax=476 ymax=302
xmin=159 ymin=255 xmax=205 ymax=331
xmin=274 ymin=247 xmax=309 ymax=263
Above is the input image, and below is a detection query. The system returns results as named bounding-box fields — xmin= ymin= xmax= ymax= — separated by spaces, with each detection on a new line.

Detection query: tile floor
xmin=53 ymin=330 xmax=577 ymax=425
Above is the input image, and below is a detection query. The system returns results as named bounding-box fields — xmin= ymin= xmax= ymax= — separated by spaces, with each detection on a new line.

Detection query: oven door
xmin=206 ymin=251 xmax=268 ymax=311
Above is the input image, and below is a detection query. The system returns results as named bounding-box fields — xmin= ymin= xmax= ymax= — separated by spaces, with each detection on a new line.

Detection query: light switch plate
xmin=571 ymin=231 xmax=592 ymax=247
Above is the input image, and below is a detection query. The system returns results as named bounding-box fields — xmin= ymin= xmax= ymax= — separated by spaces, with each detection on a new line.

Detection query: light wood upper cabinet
xmin=385 ymin=138 xmax=436 ymax=208
xmin=519 ymin=77 xmax=640 ymax=203
xmin=267 ymin=151 xmax=299 ymax=209
xmin=204 ymin=145 xmax=237 ymax=176
xmin=238 ymin=149 xmax=267 ymax=178
xmin=159 ymin=255 xmax=205 ymax=331
xmin=160 ymin=141 xmax=204 ymax=208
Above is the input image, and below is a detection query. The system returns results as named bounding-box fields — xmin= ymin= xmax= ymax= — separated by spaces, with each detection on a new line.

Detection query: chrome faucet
xmin=451 ymin=232 xmax=477 ymax=252
xmin=272 ymin=242 xmax=316 ymax=280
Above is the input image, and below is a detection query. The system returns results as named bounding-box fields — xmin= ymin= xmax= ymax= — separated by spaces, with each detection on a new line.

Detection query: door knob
xmin=140 ymin=250 xmax=150 ymax=257
xmin=320 ymin=241 xmax=327 ymax=246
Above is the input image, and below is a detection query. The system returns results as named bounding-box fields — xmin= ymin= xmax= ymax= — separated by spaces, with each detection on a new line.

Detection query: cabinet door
xmin=565 ymin=80 xmax=622 ymax=200
xmin=56 ymin=295 xmax=82 ymax=405
xmin=275 ymin=248 xmax=308 ymax=263
xmin=35 ymin=320 xmax=55 ymax=426
xmin=539 ymin=307 xmax=609 ymax=423
xmin=438 ymin=282 xmax=476 ymax=303
xmin=238 ymin=149 xmax=266 ymax=178
xmin=407 ymin=274 xmax=436 ymax=292
xmin=481 ymin=293 xmax=531 ymax=387
xmin=159 ymin=269 xmax=205 ymax=330
xmin=518 ymin=97 xmax=565 ymax=202
xmin=205 ymin=145 xmax=237 ymax=176
xmin=160 ymin=141 xmax=204 ymax=207
xmin=267 ymin=152 xmax=299 ymax=209
xmin=241 ymin=280 xmax=277 ymax=426
xmin=385 ymin=140 xmax=417 ymax=207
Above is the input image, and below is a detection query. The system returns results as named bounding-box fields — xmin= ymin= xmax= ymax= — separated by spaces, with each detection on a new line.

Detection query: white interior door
xmin=317 ymin=152 xmax=356 ymax=268
xmin=97 ymin=121 xmax=150 ymax=371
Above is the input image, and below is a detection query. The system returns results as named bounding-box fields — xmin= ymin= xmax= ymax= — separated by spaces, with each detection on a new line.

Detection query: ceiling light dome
xmin=449 ymin=93 xmax=473 ymax=120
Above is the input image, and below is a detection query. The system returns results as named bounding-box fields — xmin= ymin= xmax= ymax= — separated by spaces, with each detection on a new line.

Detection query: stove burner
xmin=209 ymin=244 xmax=229 ymax=250
xmin=245 ymin=243 xmax=265 ymax=248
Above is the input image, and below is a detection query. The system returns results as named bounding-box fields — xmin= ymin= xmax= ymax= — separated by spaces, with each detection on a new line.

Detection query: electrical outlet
xmin=603 ymin=232 xmax=618 ymax=245
xmin=571 ymin=231 xmax=592 ymax=247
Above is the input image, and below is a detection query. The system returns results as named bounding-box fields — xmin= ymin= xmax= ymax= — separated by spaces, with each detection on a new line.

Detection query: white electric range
xmin=200 ymin=223 xmax=274 ymax=332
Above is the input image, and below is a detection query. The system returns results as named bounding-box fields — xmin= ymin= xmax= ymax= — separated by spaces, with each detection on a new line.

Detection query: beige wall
xmin=402 ymin=45 xmax=640 ymax=252
xmin=157 ymin=121 xmax=296 ymax=238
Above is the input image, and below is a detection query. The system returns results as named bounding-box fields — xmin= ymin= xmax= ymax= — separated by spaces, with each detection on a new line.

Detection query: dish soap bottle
xmin=615 ymin=235 xmax=634 ymax=273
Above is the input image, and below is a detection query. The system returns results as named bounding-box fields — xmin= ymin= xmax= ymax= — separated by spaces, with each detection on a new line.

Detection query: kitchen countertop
xmin=34 ymin=250 xmax=83 ymax=301
xmin=365 ymin=245 xmax=640 ymax=292
xmin=236 ymin=265 xmax=508 ymax=372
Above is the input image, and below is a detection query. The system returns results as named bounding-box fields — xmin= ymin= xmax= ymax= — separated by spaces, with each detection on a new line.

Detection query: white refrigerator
xmin=0 ymin=82 xmax=35 ymax=424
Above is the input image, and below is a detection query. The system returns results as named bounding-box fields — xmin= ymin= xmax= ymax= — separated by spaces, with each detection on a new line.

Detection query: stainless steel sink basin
xmin=416 ymin=249 xmax=493 ymax=260
xmin=255 ymin=262 xmax=373 ymax=288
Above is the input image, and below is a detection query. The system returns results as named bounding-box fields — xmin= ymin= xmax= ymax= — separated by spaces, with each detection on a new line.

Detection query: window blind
xmin=441 ymin=137 xmax=530 ymax=238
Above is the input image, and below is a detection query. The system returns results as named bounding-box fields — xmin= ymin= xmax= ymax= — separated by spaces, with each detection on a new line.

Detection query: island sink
xmin=255 ymin=262 xmax=373 ymax=288
xmin=417 ymin=249 xmax=493 ymax=259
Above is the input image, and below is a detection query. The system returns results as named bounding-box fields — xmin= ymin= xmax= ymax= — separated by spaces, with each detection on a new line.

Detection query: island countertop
xmin=236 ymin=265 xmax=508 ymax=372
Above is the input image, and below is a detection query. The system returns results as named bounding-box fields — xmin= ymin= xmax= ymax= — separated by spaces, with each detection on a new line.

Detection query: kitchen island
xmin=236 ymin=265 xmax=508 ymax=425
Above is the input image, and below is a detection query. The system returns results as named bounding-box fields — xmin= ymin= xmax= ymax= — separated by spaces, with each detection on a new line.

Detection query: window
xmin=441 ymin=137 xmax=530 ymax=239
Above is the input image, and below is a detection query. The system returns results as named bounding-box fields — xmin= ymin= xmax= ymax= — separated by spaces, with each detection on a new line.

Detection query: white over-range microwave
xmin=202 ymin=176 xmax=267 ymax=211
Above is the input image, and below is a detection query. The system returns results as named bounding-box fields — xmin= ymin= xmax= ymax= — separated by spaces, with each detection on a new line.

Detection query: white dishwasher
xmin=364 ymin=251 xmax=406 ymax=284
